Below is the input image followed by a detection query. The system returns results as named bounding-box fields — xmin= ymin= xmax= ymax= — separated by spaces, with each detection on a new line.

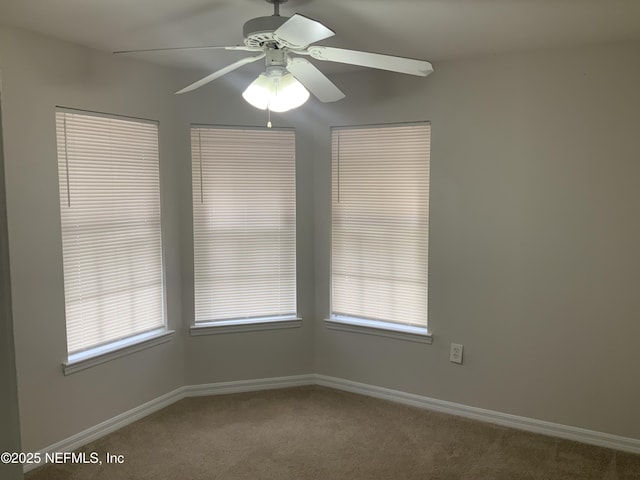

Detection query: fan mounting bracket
xmin=266 ymin=0 xmax=288 ymax=17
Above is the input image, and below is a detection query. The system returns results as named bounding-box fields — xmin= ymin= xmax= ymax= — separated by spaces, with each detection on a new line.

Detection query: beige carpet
xmin=26 ymin=386 xmax=640 ymax=479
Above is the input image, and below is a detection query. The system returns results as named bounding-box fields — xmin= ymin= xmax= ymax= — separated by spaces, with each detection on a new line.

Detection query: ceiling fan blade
xmin=114 ymin=45 xmax=260 ymax=55
xmin=274 ymin=14 xmax=335 ymax=48
xmin=308 ymin=46 xmax=433 ymax=77
xmin=175 ymin=53 xmax=266 ymax=94
xmin=287 ymin=58 xmax=345 ymax=103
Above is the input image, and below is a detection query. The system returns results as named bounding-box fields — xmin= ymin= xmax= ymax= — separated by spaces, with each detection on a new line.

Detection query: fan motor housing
xmin=243 ymin=16 xmax=289 ymax=48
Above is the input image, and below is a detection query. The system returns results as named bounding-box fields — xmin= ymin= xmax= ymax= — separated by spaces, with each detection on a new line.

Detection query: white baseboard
xmin=314 ymin=374 xmax=640 ymax=455
xmin=184 ymin=374 xmax=316 ymax=397
xmin=24 ymin=387 xmax=185 ymax=472
xmin=26 ymin=373 xmax=640 ymax=472
xmin=25 ymin=375 xmax=315 ymax=473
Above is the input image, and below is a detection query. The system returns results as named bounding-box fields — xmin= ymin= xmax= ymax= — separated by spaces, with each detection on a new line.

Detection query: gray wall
xmin=0 ymin=71 xmax=24 ymax=480
xmin=313 ymin=41 xmax=640 ymax=439
xmin=0 ymin=27 xmax=186 ymax=452
xmin=175 ymin=67 xmax=316 ymax=385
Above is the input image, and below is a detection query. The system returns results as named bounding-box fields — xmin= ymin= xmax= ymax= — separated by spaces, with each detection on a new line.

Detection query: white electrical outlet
xmin=450 ymin=343 xmax=463 ymax=364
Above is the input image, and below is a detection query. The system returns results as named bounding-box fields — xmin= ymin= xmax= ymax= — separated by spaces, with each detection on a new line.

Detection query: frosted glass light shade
xmin=242 ymin=72 xmax=310 ymax=112
xmin=269 ymin=74 xmax=310 ymax=112
xmin=242 ymin=74 xmax=272 ymax=110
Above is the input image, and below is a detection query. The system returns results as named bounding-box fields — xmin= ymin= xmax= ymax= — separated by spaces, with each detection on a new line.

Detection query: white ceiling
xmin=2 ymin=0 xmax=640 ymax=73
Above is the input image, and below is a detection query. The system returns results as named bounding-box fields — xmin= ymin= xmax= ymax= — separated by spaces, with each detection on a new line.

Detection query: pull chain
xmin=267 ymin=107 xmax=272 ymax=128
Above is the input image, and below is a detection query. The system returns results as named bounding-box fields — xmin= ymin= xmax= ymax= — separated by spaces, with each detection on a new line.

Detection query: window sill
xmin=190 ymin=316 xmax=302 ymax=336
xmin=326 ymin=316 xmax=432 ymax=344
xmin=63 ymin=329 xmax=175 ymax=376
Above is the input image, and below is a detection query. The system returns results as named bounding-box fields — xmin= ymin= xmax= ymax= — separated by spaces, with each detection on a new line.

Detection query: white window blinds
xmin=331 ymin=123 xmax=430 ymax=328
xmin=56 ymin=110 xmax=165 ymax=355
xmin=191 ymin=126 xmax=297 ymax=323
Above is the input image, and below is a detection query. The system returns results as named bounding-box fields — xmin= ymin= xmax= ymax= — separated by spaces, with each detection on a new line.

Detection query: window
xmin=330 ymin=123 xmax=431 ymax=340
xmin=56 ymin=109 xmax=168 ymax=370
xmin=191 ymin=126 xmax=297 ymax=332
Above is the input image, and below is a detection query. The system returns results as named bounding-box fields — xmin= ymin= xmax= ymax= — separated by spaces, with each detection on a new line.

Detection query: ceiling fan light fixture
xmin=120 ymin=0 xmax=432 ymax=105
xmin=242 ymin=70 xmax=310 ymax=113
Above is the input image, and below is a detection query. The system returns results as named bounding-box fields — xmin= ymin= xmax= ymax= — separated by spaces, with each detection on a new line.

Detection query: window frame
xmin=327 ymin=122 xmax=432 ymax=344
xmin=55 ymin=107 xmax=173 ymax=374
xmin=189 ymin=124 xmax=301 ymax=336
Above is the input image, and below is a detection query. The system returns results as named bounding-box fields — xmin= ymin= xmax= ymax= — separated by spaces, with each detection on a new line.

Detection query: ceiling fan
xmin=115 ymin=0 xmax=433 ymax=113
